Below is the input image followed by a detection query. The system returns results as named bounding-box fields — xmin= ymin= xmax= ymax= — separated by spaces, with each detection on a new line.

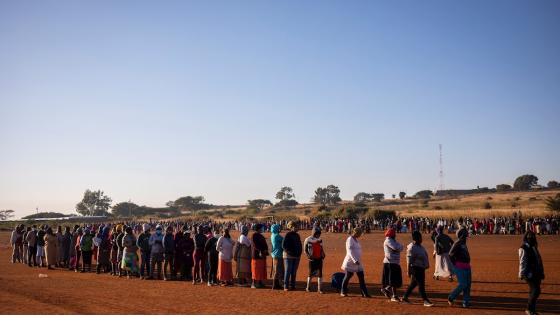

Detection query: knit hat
xmin=385 ymin=228 xmax=396 ymax=238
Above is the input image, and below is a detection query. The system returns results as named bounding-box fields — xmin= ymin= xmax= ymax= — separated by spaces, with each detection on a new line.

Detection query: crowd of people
xmin=8 ymin=214 xmax=551 ymax=315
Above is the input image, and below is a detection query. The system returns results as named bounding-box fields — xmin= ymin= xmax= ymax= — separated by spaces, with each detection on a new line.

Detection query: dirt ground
xmin=1 ymin=231 xmax=559 ymax=314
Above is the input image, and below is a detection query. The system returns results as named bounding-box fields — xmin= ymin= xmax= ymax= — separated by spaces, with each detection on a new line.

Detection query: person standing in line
xmin=96 ymin=226 xmax=111 ymax=274
xmin=519 ymin=230 xmax=545 ymax=315
xmin=282 ymin=221 xmax=302 ymax=291
xmin=304 ymin=226 xmax=326 ymax=294
xmin=340 ymin=227 xmax=370 ymax=298
xmin=44 ymin=227 xmax=58 ymax=270
xmin=204 ymin=229 xmax=219 ymax=286
xmin=235 ymin=225 xmax=252 ymax=286
xmin=137 ymin=223 xmax=151 ymax=279
xmin=402 ymin=231 xmax=434 ymax=307
xmin=433 ymin=225 xmax=454 ymax=281
xmin=177 ymin=227 xmax=194 ymax=281
xmin=26 ymin=225 xmax=38 ymax=267
xmin=56 ymin=226 xmax=64 ymax=267
xmin=61 ymin=226 xmax=72 ymax=269
xmin=36 ymin=226 xmax=46 ymax=268
xmin=80 ymin=228 xmax=94 ymax=273
xmin=270 ymin=223 xmax=284 ymax=290
xmin=115 ymin=225 xmax=125 ymax=277
xmin=448 ymin=227 xmax=472 ymax=308
xmin=163 ymin=225 xmax=176 ymax=281
xmin=216 ymin=228 xmax=234 ymax=286
xmin=148 ymin=224 xmax=164 ymax=280
xmin=73 ymin=228 xmax=83 ymax=272
xmin=193 ymin=226 xmax=207 ymax=284
xmin=22 ymin=226 xmax=29 ymax=265
xmin=251 ymin=224 xmax=269 ymax=289
xmin=10 ymin=225 xmax=23 ymax=263
xmin=381 ymin=227 xmax=403 ymax=302
xmin=121 ymin=226 xmax=139 ymax=278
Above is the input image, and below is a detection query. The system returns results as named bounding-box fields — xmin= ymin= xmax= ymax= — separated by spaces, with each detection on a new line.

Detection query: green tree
xmin=545 ymin=193 xmax=560 ymax=212
xmin=398 ymin=192 xmax=406 ymax=200
xmin=112 ymin=202 xmax=140 ymax=217
xmin=513 ymin=174 xmax=538 ymax=190
xmin=174 ymin=196 xmax=207 ymax=212
xmin=496 ymin=184 xmax=512 ymax=191
xmin=414 ymin=190 xmax=433 ymax=199
xmin=0 ymin=209 xmax=15 ymax=221
xmin=247 ymin=199 xmax=273 ymax=213
xmin=315 ymin=185 xmax=341 ymax=205
xmin=22 ymin=212 xmax=69 ymax=219
xmin=353 ymin=192 xmax=371 ymax=203
xmin=275 ymin=186 xmax=295 ymax=201
xmin=76 ymin=189 xmax=112 ymax=216
xmin=547 ymin=180 xmax=559 ymax=189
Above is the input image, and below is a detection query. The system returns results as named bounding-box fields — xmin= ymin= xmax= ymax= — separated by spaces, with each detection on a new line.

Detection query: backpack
xmin=310 ymin=241 xmax=322 ymax=259
xmin=331 ymin=272 xmax=345 ymax=291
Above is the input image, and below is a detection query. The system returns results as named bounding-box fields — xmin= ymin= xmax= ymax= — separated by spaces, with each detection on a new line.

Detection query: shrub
xmin=433 ymin=206 xmax=442 ymax=210
xmin=545 ymin=193 xmax=560 ymax=212
xmin=483 ymin=202 xmax=492 ymax=209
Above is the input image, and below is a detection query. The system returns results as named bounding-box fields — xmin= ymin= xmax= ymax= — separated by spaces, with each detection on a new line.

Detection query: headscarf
xmin=241 ymin=225 xmax=249 ymax=235
xmin=271 ymin=224 xmax=281 ymax=234
xmin=523 ymin=230 xmax=537 ymax=248
xmin=456 ymin=227 xmax=468 ymax=240
xmin=102 ymin=226 xmax=110 ymax=239
xmin=411 ymin=230 xmax=422 ymax=242
xmin=436 ymin=225 xmax=444 ymax=235
xmin=384 ymin=228 xmax=396 ymax=238
xmin=143 ymin=224 xmax=150 ymax=232
xmin=312 ymin=226 xmax=321 ymax=237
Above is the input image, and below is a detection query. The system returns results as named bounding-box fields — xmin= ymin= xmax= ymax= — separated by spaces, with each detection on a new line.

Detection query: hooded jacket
xmin=270 ymin=224 xmax=284 ymax=259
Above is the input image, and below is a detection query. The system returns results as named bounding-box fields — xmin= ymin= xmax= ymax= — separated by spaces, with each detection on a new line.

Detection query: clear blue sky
xmin=1 ymin=1 xmax=559 ymax=218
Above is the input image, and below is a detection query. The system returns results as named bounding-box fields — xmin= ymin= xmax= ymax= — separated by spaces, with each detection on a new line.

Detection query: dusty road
xmin=1 ymin=231 xmax=559 ymax=314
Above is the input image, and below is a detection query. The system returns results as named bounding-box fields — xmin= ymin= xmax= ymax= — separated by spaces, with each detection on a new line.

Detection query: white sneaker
xmin=423 ymin=301 xmax=434 ymax=307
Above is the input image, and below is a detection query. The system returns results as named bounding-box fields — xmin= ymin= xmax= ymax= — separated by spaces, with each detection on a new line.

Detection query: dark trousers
xmin=207 ymin=255 xmax=218 ymax=283
xmin=404 ymin=266 xmax=428 ymax=300
xmin=284 ymin=258 xmax=300 ymax=289
xmin=28 ymin=246 xmax=37 ymax=266
xmin=341 ymin=270 xmax=369 ymax=295
xmin=140 ymin=251 xmax=151 ymax=277
xmin=527 ymin=279 xmax=541 ymax=313
xmin=82 ymin=251 xmax=92 ymax=271
xmin=164 ymin=253 xmax=175 ymax=279
xmin=76 ymin=250 xmax=81 ymax=269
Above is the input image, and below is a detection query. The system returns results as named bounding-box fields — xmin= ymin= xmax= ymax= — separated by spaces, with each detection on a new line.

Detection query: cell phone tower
xmin=438 ymin=144 xmax=445 ymax=192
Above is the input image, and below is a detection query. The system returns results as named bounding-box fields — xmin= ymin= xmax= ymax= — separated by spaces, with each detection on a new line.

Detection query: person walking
xmin=217 ymin=228 xmax=234 ymax=286
xmin=251 ymin=224 xmax=268 ymax=289
xmin=235 ymin=225 xmax=252 ymax=286
xmin=340 ymin=227 xmax=370 ymax=298
xmin=137 ymin=223 xmax=151 ymax=279
xmin=402 ymin=231 xmax=434 ymax=307
xmin=270 ymin=223 xmax=284 ymax=290
xmin=519 ymin=230 xmax=545 ymax=315
xmin=304 ymin=226 xmax=325 ymax=294
xmin=204 ymin=229 xmax=219 ymax=286
xmin=163 ymin=225 xmax=176 ymax=281
xmin=282 ymin=221 xmax=302 ymax=291
xmin=381 ymin=227 xmax=403 ymax=302
xmin=44 ymin=227 xmax=58 ymax=270
xmin=433 ymin=225 xmax=454 ymax=281
xmin=448 ymin=227 xmax=472 ymax=308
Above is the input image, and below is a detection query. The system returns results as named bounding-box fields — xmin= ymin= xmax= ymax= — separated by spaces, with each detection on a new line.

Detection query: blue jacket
xmin=270 ymin=224 xmax=284 ymax=258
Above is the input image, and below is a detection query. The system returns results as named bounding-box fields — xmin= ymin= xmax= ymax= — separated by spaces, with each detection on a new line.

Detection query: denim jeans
xmin=284 ymin=257 xmax=300 ymax=289
xmin=449 ymin=267 xmax=471 ymax=306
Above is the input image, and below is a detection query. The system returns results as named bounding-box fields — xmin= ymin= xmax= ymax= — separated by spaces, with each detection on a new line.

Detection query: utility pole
xmin=438 ymin=144 xmax=445 ymax=192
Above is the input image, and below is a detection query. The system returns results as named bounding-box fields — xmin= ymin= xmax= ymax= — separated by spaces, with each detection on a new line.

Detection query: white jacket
xmin=383 ymin=237 xmax=403 ymax=264
xmin=216 ymin=236 xmax=234 ymax=262
xmin=341 ymin=236 xmax=363 ymax=272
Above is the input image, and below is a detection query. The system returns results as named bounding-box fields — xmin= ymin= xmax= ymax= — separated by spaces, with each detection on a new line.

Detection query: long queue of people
xmin=9 ymin=219 xmax=547 ymax=315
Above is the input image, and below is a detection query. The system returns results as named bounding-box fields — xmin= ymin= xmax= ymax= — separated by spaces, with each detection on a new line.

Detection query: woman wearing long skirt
xmin=340 ymin=227 xmax=370 ymax=298
xmin=433 ymin=226 xmax=454 ymax=281
xmin=270 ymin=224 xmax=284 ymax=290
xmin=251 ymin=224 xmax=268 ymax=288
xmin=235 ymin=225 xmax=252 ymax=286
xmin=96 ymin=226 xmax=112 ymax=274
xmin=121 ymin=226 xmax=139 ymax=278
xmin=217 ymin=228 xmax=234 ymax=286
xmin=44 ymin=227 xmax=58 ymax=270
xmin=381 ymin=227 xmax=403 ymax=302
